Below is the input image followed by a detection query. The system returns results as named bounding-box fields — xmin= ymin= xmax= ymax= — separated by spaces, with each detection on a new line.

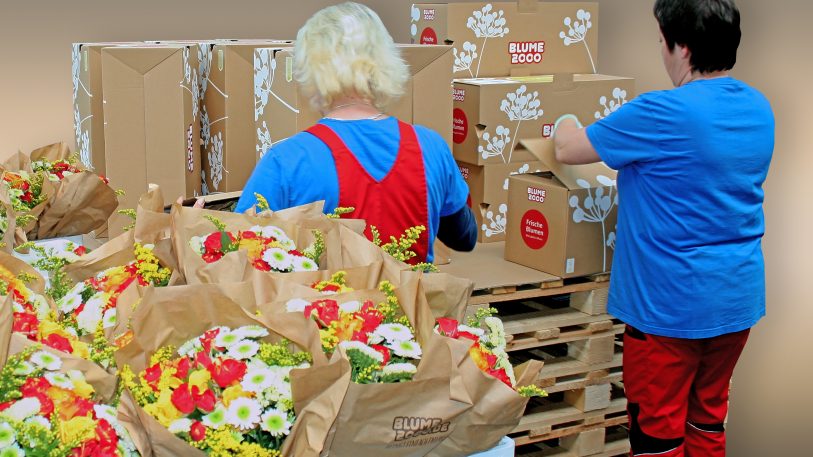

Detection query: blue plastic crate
xmin=468 ymin=436 xmax=515 ymax=457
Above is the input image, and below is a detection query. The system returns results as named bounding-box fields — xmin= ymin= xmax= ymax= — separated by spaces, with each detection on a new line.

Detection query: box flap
xmin=517 ymin=138 xmax=616 ymax=189
xmin=103 ymin=47 xmax=182 ymax=75
xmin=399 ymin=45 xmax=452 ymax=74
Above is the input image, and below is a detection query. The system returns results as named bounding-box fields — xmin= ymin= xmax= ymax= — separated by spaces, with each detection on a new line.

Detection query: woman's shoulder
xmin=260 ymin=129 xmax=327 ymax=163
xmin=409 ymin=123 xmax=451 ymax=153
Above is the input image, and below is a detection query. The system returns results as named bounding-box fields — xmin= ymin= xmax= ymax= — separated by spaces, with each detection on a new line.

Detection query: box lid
xmin=517 ymin=138 xmax=616 ymax=190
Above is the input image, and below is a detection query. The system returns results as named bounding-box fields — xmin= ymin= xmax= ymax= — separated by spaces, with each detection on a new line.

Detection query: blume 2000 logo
xmin=392 ymin=416 xmax=451 ymax=442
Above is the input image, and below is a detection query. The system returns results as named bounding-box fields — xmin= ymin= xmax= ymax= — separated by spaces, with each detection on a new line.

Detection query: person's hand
xmin=552 ymin=114 xmax=583 ymax=137
xmin=176 ymin=195 xmax=205 ymax=208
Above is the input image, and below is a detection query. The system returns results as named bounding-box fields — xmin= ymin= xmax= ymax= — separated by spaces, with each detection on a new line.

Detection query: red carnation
xmin=12 ymin=312 xmax=39 ymax=336
xmin=304 ymin=299 xmax=339 ymax=326
xmin=435 ymin=318 xmax=460 ymax=338
xmin=487 ymin=367 xmax=513 ymax=387
xmin=240 ymin=230 xmax=257 ymax=239
xmin=195 ymin=350 xmax=213 ymax=369
xmin=73 ymin=245 xmax=88 ymax=256
xmin=171 ymin=383 xmax=196 ymax=414
xmin=21 ymin=377 xmax=52 ymax=396
xmin=144 ymin=363 xmax=163 ymax=388
xmin=175 ymin=357 xmax=191 ymax=380
xmin=371 ymin=344 xmax=391 ymax=366
xmin=43 ymin=333 xmax=74 ymax=354
xmin=320 ymin=284 xmax=340 ymax=292
xmin=457 ymin=331 xmax=481 ymax=342
xmin=190 ymin=421 xmax=206 ymax=441
xmin=193 ymin=387 xmax=216 ymax=412
xmin=209 ymin=358 xmax=247 ymax=388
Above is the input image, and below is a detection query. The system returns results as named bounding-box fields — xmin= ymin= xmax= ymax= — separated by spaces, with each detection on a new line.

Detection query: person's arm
xmin=437 ymin=204 xmax=477 ymax=252
xmin=553 ymin=114 xmax=601 ymax=165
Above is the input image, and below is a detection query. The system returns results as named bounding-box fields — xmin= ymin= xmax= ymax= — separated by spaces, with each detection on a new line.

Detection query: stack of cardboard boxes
xmin=412 ymin=0 xmax=636 ymax=278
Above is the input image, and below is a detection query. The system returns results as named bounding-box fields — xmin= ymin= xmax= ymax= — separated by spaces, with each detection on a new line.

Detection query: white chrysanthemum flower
xmin=189 ymin=236 xmax=205 ymax=255
xmin=339 ymin=340 xmax=384 ymax=362
xmin=292 ymin=256 xmax=318 ymax=272
xmin=386 ymin=339 xmax=422 ymax=359
xmin=30 ymin=294 xmax=51 ymax=320
xmin=202 ymin=405 xmax=228 ymax=429
xmin=232 ymin=325 xmax=269 ymax=340
xmin=339 ymin=300 xmax=361 ymax=313
xmin=263 ymin=247 xmax=293 ymax=271
xmin=241 ymin=367 xmax=278 ymax=394
xmin=227 ymin=340 xmax=260 ymax=360
xmin=12 ymin=361 xmax=34 ymax=377
xmin=31 ymin=351 xmax=62 ymax=371
xmin=102 ymin=308 xmax=117 ymax=328
xmin=373 ymin=323 xmax=414 ymax=343
xmin=177 ymin=338 xmax=202 ymax=357
xmin=285 ymin=298 xmax=310 ymax=313
xmin=168 ymin=418 xmax=194 ymax=434
xmin=1 ymin=398 xmax=41 ymax=421
xmin=0 ymin=422 xmax=16 ymax=448
xmin=0 ymin=444 xmax=24 ymax=457
xmin=260 ymin=407 xmax=292 ymax=437
xmin=45 ymin=372 xmax=74 ymax=390
xmin=484 ymin=316 xmax=507 ymax=348
xmin=24 ymin=415 xmax=51 ymax=430
xmin=382 ymin=362 xmax=418 ymax=376
xmin=58 ymin=285 xmax=85 ymax=313
xmin=457 ymin=325 xmax=486 ymax=337
xmin=214 ymin=329 xmax=243 ymax=348
xmin=93 ymin=404 xmax=118 ymax=424
xmin=259 ymin=225 xmax=288 ymax=242
xmin=227 ymin=397 xmax=262 ymax=430
xmin=76 ymin=295 xmax=105 ymax=334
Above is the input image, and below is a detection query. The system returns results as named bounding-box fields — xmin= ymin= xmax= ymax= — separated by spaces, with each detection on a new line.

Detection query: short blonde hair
xmin=294 ymin=2 xmax=409 ymax=113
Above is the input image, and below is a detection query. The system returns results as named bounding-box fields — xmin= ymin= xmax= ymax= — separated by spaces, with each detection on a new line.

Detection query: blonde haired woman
xmin=236 ymin=2 xmax=476 ymax=263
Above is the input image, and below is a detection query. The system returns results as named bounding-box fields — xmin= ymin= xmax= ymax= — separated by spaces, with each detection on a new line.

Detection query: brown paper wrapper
xmin=35 ymin=171 xmax=118 ymax=239
xmin=134 ymin=184 xmax=171 ymax=245
xmin=64 ymin=231 xmax=136 ymax=283
xmin=0 ymin=185 xmax=17 ymax=253
xmin=0 ymin=295 xmax=12 ymax=366
xmin=29 ymin=142 xmax=73 ymax=162
xmin=0 ymin=250 xmax=48 ymax=294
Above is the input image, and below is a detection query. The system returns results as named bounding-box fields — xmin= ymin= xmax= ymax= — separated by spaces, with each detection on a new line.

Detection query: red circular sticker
xmin=420 ymin=27 xmax=438 ymax=45
xmin=453 ymin=108 xmax=468 ymax=144
xmin=521 ymin=209 xmax=549 ymax=250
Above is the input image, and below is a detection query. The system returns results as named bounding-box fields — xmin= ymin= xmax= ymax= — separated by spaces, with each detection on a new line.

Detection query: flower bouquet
xmin=0 ymin=345 xmax=139 ymax=456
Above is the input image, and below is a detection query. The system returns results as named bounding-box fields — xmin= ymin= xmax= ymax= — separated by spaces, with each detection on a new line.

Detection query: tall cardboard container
xmin=102 ymin=45 xmax=201 ymax=236
xmin=452 ymin=74 xmax=634 ymax=165
xmin=410 ymin=2 xmax=599 ymax=77
xmin=253 ymin=44 xmax=455 ymax=158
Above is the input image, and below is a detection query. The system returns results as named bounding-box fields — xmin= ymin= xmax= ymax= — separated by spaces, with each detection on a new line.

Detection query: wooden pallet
xmin=516 ymin=425 xmax=630 ymax=457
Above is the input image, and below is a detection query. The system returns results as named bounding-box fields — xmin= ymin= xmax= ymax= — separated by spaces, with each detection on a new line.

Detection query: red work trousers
xmin=623 ymin=325 xmax=750 ymax=457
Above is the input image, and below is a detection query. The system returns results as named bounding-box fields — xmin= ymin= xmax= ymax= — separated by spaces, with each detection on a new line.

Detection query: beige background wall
xmin=0 ymin=0 xmax=809 ymax=453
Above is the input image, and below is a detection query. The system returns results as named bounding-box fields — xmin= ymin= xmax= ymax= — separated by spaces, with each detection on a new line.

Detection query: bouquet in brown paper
xmin=0 ymin=184 xmax=17 ymax=253
xmin=0 ymin=333 xmax=140 ymax=456
xmin=428 ymin=309 xmax=546 ymax=456
xmin=277 ymin=272 xmax=475 ymax=457
xmin=115 ymin=282 xmax=344 ymax=457
xmin=0 ymin=152 xmax=54 ymax=237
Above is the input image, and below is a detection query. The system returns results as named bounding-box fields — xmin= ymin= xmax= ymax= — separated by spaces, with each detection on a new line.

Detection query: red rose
xmin=43 ymin=333 xmax=74 ymax=354
xmin=435 ymin=318 xmax=460 ymax=338
xmin=190 ymin=421 xmax=206 ymax=441
xmin=171 ymin=383 xmax=196 ymax=414
xmin=209 ymin=358 xmax=247 ymax=388
xmin=193 ymin=387 xmax=216 ymax=412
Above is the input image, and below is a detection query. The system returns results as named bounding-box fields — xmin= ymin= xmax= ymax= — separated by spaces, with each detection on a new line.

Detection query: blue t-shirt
xmin=235 ymin=117 xmax=469 ymax=262
xmin=586 ymin=77 xmax=774 ymax=339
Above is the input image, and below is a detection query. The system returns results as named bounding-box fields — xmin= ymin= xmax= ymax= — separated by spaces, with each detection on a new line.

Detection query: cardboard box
xmin=253 ymin=44 xmax=454 ymax=157
xmin=452 ymin=73 xmax=634 ymax=165
xmin=458 ymin=159 xmax=545 ymax=243
xmin=410 ymin=2 xmax=598 ymax=77
xmin=202 ymin=41 xmax=293 ymax=194
xmin=504 ymin=140 xmax=617 ymax=278
xmin=102 ymin=45 xmax=202 ymax=236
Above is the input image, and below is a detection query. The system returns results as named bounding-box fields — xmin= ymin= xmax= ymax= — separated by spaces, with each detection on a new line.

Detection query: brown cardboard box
xmin=504 ymin=139 xmax=617 ymax=278
xmin=410 ymin=2 xmax=598 ymax=78
xmin=102 ymin=45 xmax=202 ymax=236
xmin=253 ymin=44 xmax=454 ymax=157
xmin=452 ymin=73 xmax=634 ymax=165
xmin=458 ymin=159 xmax=545 ymax=243
xmin=201 ymin=41 xmax=293 ymax=194
xmin=72 ymin=42 xmax=140 ymax=174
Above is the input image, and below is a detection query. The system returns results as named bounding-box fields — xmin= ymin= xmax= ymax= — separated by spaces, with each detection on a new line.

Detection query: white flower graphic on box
xmin=560 ymin=9 xmax=596 ymax=73
xmin=254 ymin=49 xmax=299 ymax=155
xmin=180 ymin=47 xmax=199 ymax=122
xmin=503 ymin=163 xmax=542 ymax=190
xmin=410 ymin=4 xmax=420 ymax=39
xmin=595 ymin=88 xmax=628 ymax=120
xmin=569 ymin=175 xmax=618 ymax=272
xmin=256 ymin=121 xmax=274 ymax=158
xmin=455 ymin=3 xmax=509 ymax=77
xmin=208 ymin=132 xmax=224 ymax=191
xmin=198 ymin=44 xmax=211 ymax=100
xmin=72 ymin=44 xmax=93 ymax=170
xmin=453 ymin=42 xmax=478 ymax=77
xmin=482 ymin=203 xmax=508 ymax=238
xmin=480 ymin=85 xmax=541 ymax=163
xmin=479 ymin=125 xmax=510 ymax=162
xmin=201 ymin=170 xmax=210 ymax=196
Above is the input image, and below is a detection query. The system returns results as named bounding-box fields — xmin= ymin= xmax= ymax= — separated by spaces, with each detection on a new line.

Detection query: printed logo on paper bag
xmin=420 ymin=27 xmax=438 ymax=45
xmin=521 ymin=209 xmax=549 ymax=250
xmin=453 ymin=108 xmax=468 ymax=144
xmin=508 ymin=41 xmax=545 ymax=64
xmin=387 ymin=416 xmax=451 ymax=449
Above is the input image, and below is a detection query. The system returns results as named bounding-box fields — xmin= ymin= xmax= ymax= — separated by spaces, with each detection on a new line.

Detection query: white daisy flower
xmin=189 ymin=236 xmax=205 ymax=255
xmin=339 ymin=341 xmax=384 ymax=362
xmin=241 ymin=367 xmax=277 ymax=394
xmin=0 ymin=444 xmax=24 ymax=457
xmin=177 ymin=338 xmax=202 ymax=357
xmin=386 ymin=339 xmax=422 ymax=359
xmin=12 ymin=361 xmax=34 ymax=377
xmin=457 ymin=325 xmax=486 ymax=337
xmin=93 ymin=404 xmax=118 ymax=424
xmin=202 ymin=404 xmax=228 ymax=429
xmin=227 ymin=340 xmax=260 ymax=360
xmin=1 ymin=398 xmax=41 ymax=421
xmin=0 ymin=422 xmax=16 ymax=448
xmin=259 ymin=225 xmax=288 ymax=241
xmin=285 ymin=298 xmax=310 ymax=313
xmin=373 ymin=323 xmax=414 ymax=343
xmin=102 ymin=308 xmax=117 ymax=328
xmin=263 ymin=248 xmax=293 ymax=271
xmin=279 ymin=239 xmax=297 ymax=251
xmin=232 ymin=325 xmax=269 ymax=340
xmin=247 ymin=225 xmax=265 ymax=236
xmin=24 ymin=416 xmax=51 ymax=430
xmin=31 ymin=351 xmax=62 ymax=371
xmin=382 ymin=362 xmax=418 ymax=376
xmin=292 ymin=256 xmax=318 ymax=272
xmin=45 ymin=372 xmax=74 ymax=390
xmin=339 ymin=300 xmax=361 ymax=313
xmin=260 ymin=407 xmax=292 ymax=437
xmin=58 ymin=285 xmax=85 ymax=313
xmin=168 ymin=418 xmax=194 ymax=434
xmin=226 ymin=397 xmax=261 ymax=430
xmin=76 ymin=296 xmax=105 ymax=334
xmin=214 ymin=329 xmax=243 ymax=349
